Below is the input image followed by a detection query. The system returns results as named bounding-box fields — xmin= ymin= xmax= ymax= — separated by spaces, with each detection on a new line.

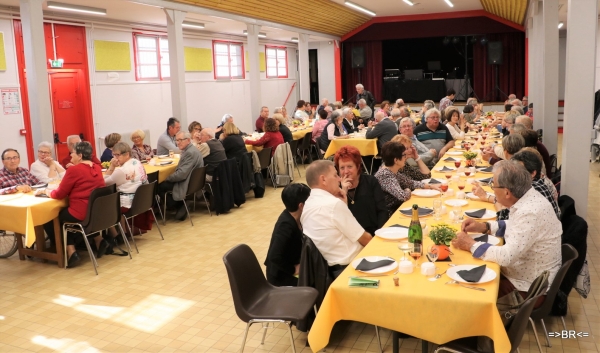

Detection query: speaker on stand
xmin=483 ymin=41 xmax=507 ymax=102
xmin=352 ymin=46 xmax=365 ymax=83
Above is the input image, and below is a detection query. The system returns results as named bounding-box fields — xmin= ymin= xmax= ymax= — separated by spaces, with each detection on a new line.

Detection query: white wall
xmin=0 ymin=19 xmax=30 ymax=166
xmin=308 ymin=41 xmax=335 ymax=104
xmin=558 ymin=31 xmax=567 ymax=101
xmin=596 ymin=20 xmax=600 ymax=91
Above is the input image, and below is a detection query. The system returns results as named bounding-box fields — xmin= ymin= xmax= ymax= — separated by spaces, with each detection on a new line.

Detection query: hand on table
xmin=452 ymin=231 xmax=476 ymax=251
xmin=404 ymin=188 xmax=412 ymax=200
xmin=367 ymin=120 xmax=374 ymax=128
xmin=16 ymin=185 xmax=32 ymax=193
xmin=45 ymin=189 xmax=53 ymax=198
xmin=460 ymin=218 xmax=488 ymax=233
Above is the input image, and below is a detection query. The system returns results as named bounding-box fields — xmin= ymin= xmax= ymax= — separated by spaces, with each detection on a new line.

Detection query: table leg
xmin=15 ymin=233 xmax=25 ymax=261
xmin=422 ymin=339 xmax=428 ymax=353
xmin=53 ymin=218 xmax=64 ymax=268
xmin=35 ymin=226 xmax=47 ymax=263
xmin=392 ymin=331 xmax=399 ymax=353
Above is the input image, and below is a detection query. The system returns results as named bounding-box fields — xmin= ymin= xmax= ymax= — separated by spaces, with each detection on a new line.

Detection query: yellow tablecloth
xmin=324 ymin=138 xmax=378 ymax=159
xmin=143 ymin=158 xmax=179 ymax=183
xmin=308 ymin=138 xmax=511 ymax=353
xmin=0 ymin=193 xmax=67 ymax=247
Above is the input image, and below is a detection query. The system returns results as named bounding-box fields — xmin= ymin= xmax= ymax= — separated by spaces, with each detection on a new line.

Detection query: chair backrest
xmin=507 ymin=294 xmax=545 ymax=353
xmin=85 ymin=192 xmax=122 ymax=234
xmin=288 ymin=138 xmax=299 ymax=155
xmin=124 ymin=182 xmax=156 ymax=218
xmin=146 ymin=170 xmax=159 ymax=185
xmin=549 ymin=154 xmax=558 ymax=176
xmin=300 ymin=132 xmax=313 ymax=150
xmin=314 ymin=138 xmax=324 ymax=160
xmin=223 ymin=244 xmax=273 ymax=323
xmin=186 ymin=166 xmax=208 ymax=196
xmin=257 ymin=147 xmax=272 ymax=170
xmin=81 ymin=184 xmax=116 ymax=227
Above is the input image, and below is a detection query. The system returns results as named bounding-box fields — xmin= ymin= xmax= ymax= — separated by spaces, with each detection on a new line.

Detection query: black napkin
xmin=465 ymin=209 xmax=487 ymax=218
xmin=391 ymin=224 xmax=409 ymax=229
xmin=355 ymin=258 xmax=395 ymax=271
xmin=400 ymin=207 xmax=433 ymax=216
xmin=443 ymin=157 xmax=457 ymax=162
xmin=160 ymin=161 xmax=173 ymax=165
xmin=427 ymin=255 xmax=452 ymax=262
xmin=428 ymin=178 xmax=442 ymax=184
xmin=473 ymin=234 xmax=488 ymax=242
xmin=439 ymin=166 xmax=454 ymax=171
xmin=479 ymin=177 xmax=493 ymax=184
xmin=457 ymin=264 xmax=487 ymax=283
xmin=478 ymin=166 xmax=493 ymax=172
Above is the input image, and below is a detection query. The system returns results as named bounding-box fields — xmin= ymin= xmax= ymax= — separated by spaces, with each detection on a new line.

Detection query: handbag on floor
xmin=575 ymin=258 xmax=590 ymax=298
xmin=497 ymin=271 xmax=549 ymax=326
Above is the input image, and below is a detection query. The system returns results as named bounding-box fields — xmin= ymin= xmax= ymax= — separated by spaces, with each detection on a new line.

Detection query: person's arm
xmin=245 ymin=133 xmax=271 ymax=147
xmin=327 ymin=124 xmax=337 ymax=141
xmin=397 ymin=170 xmax=424 ymax=191
xmin=158 ymin=134 xmax=181 ymax=154
xmin=357 ymin=232 xmax=373 ymax=247
xmin=439 ymin=140 xmax=455 ymax=158
xmin=365 ymin=123 xmax=383 ymax=139
xmin=103 ymin=168 xmax=127 ymax=187
xmin=197 ymin=143 xmax=210 ymax=158
xmin=166 ymin=154 xmax=196 ymax=183
xmin=377 ymin=170 xmax=411 ymax=203
xmin=50 ymin=169 xmax=76 ymax=199
xmin=256 ymin=118 xmax=264 ymax=133
xmin=332 ymin=201 xmax=370 ymax=246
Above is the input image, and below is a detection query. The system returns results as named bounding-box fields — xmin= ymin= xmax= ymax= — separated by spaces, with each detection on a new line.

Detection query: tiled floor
xmin=1 ymin=134 xmax=600 ymax=353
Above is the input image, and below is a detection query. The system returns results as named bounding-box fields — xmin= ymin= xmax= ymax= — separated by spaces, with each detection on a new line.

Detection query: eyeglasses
xmin=489 ymin=181 xmax=506 ymax=189
xmin=428 ymin=116 xmax=440 ymax=120
xmin=38 ymin=150 xmax=51 ymax=154
xmin=3 ymin=156 xmax=19 ymax=161
xmin=132 ymin=136 xmax=142 ymax=140
xmin=112 ymin=153 xmax=122 ymax=158
xmin=176 ymin=138 xmax=189 ymax=142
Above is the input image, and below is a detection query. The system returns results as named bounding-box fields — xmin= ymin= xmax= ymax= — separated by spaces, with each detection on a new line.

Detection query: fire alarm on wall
xmin=19 ymin=129 xmax=26 ymax=135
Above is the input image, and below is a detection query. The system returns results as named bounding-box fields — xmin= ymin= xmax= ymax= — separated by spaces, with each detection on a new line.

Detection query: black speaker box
xmin=352 ymin=47 xmax=365 ymax=68
xmin=488 ymin=41 xmax=503 ymax=65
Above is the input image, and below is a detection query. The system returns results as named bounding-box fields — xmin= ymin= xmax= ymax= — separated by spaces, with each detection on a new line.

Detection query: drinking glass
xmin=445 ymin=171 xmax=453 ymax=179
xmin=398 ymin=241 xmax=413 ymax=261
xmin=453 ymin=205 xmax=463 ymax=224
xmin=454 ymin=160 xmax=461 ymax=168
xmin=433 ymin=199 xmax=443 ymax=220
xmin=457 ymin=179 xmax=466 ymax=191
xmin=440 ymin=181 xmax=448 ymax=198
xmin=410 ymin=243 xmax=423 ymax=266
xmin=427 ymin=245 xmax=439 ymax=264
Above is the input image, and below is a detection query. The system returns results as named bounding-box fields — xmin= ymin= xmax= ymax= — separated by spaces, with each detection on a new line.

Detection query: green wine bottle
xmin=408 ymin=204 xmax=423 ymax=247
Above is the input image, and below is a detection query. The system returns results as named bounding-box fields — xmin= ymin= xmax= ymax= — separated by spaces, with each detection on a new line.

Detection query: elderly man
xmin=301 ymin=160 xmax=372 ymax=278
xmin=390 ymin=108 xmax=402 ymax=127
xmin=439 ymin=88 xmax=455 ymax=112
xmin=395 ymin=98 xmax=405 ymax=108
xmin=355 ymin=83 xmax=375 ymax=112
xmin=0 ymin=149 xmax=40 ymax=195
xmin=366 ymin=111 xmax=398 ymax=152
xmin=514 ymin=116 xmax=553 ymax=177
xmin=510 ymin=105 xmax=524 ymax=115
xmin=317 ymin=98 xmax=329 ymax=113
xmin=413 ymin=108 xmax=454 ymax=161
xmin=255 ymin=106 xmax=269 ymax=133
xmin=158 ymin=131 xmax=204 ymax=221
xmin=419 ymin=100 xmax=435 ymax=124
xmin=453 ymin=160 xmax=561 ymax=300
xmin=398 ymin=117 xmax=436 ymax=167
xmin=157 ymin=117 xmax=181 ymax=156
xmin=357 ymin=99 xmax=372 ymax=123
xmin=197 ymin=128 xmax=227 ymax=181
xmin=30 ymin=142 xmax=66 ymax=183
xmin=501 ymin=110 xmax=519 ymax=136
xmin=61 ymin=135 xmax=101 ymax=168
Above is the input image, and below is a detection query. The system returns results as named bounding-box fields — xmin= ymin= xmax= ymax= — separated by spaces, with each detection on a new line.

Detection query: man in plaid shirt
xmin=0 ymin=149 xmax=40 ymax=195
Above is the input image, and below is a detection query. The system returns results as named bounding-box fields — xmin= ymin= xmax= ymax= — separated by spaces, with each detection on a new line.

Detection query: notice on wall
xmin=1 ymin=89 xmax=20 ymax=115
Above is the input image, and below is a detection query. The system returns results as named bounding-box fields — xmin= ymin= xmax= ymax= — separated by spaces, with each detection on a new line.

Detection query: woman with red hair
xmin=334 ymin=146 xmax=389 ymax=234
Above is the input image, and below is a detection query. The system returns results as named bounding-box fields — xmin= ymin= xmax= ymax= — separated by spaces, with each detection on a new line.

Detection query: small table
xmin=323 ymin=136 xmax=378 ymax=159
xmin=143 ymin=157 xmax=179 ymax=183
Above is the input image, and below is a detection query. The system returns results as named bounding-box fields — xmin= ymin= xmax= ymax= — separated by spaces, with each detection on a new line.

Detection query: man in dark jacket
xmin=365 ymin=111 xmax=399 ymax=152
xmin=355 ymin=83 xmax=375 ymax=114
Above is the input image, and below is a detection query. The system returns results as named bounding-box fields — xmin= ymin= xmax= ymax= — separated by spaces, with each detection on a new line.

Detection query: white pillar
xmin=561 ymin=0 xmax=597 ymax=218
xmin=298 ymin=33 xmax=310 ymax=103
xmin=526 ymin=19 xmax=535 ymax=107
xmin=19 ymin=0 xmax=53 ymax=147
xmin=531 ymin=2 xmax=543 ymax=130
xmin=246 ymin=24 xmax=261 ymax=127
xmin=540 ymin=0 xmax=559 ymax=154
xmin=164 ymin=9 xmax=187 ymax=126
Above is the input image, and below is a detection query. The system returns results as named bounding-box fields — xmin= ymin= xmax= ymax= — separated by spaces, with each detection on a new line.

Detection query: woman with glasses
xmin=130 ymin=130 xmax=154 ymax=161
xmin=188 ymin=121 xmax=203 ymax=147
xmin=30 ymin=141 xmax=65 ymax=183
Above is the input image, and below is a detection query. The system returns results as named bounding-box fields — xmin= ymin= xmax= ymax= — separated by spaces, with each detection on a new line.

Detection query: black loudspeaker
xmin=352 ymin=47 xmax=365 ymax=68
xmin=488 ymin=41 xmax=503 ymax=65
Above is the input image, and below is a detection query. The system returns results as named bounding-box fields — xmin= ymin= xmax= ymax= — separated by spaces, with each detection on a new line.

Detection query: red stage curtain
xmin=472 ymin=32 xmax=525 ymax=102
xmin=343 ymin=41 xmax=383 ymax=104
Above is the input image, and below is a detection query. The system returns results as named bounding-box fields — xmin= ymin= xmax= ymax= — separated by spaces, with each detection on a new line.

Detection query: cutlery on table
xmin=429 ymin=270 xmax=447 ymax=281
xmin=445 ymin=280 xmax=486 ymax=291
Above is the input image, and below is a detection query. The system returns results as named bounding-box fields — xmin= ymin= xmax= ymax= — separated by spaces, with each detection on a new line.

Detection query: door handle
xmin=79 ymin=133 xmax=84 ymax=140
xmin=54 ymin=133 xmax=60 ymax=144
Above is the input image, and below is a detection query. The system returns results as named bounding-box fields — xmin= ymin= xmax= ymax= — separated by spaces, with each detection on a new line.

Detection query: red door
xmin=49 ymin=70 xmax=85 ymax=162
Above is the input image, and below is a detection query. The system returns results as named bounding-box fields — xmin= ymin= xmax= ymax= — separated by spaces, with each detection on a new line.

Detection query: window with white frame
xmin=134 ymin=34 xmax=170 ymax=80
xmin=213 ymin=41 xmax=244 ymax=79
xmin=265 ymin=46 xmax=288 ymax=78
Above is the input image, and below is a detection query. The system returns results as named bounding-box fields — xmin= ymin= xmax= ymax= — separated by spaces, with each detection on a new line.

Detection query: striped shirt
xmin=413 ymin=123 xmax=453 ymax=155
xmin=0 ymin=167 xmax=40 ymax=195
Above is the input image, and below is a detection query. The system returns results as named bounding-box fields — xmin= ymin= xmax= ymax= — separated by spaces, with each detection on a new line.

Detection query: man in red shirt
xmin=61 ymin=135 xmax=101 ymax=168
xmin=255 ymin=106 xmax=269 ymax=133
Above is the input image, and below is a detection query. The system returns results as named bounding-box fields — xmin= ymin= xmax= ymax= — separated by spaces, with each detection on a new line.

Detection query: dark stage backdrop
xmin=342 ymin=41 xmax=383 ymax=104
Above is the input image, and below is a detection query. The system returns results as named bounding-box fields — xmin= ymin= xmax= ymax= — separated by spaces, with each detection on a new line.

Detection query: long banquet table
xmin=308 ymin=131 xmax=509 ymax=353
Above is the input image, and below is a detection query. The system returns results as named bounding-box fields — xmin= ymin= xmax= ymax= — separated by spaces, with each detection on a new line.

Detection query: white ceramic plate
xmin=463 ymin=209 xmax=497 ymax=220
xmin=159 ymin=161 xmax=174 ymax=166
xmin=375 ymin=227 xmax=408 ymax=240
xmin=453 ymin=146 xmax=464 ymax=150
xmin=31 ymin=183 xmax=48 ymax=189
xmin=446 ymin=151 xmax=463 ymax=156
xmin=466 ymin=192 xmax=494 ymax=200
xmin=470 ymin=234 xmax=500 ymax=246
xmin=447 ymin=264 xmax=497 ymax=284
xmin=445 ymin=199 xmax=468 ymax=207
xmin=412 ymin=189 xmax=441 ymax=197
xmin=351 ymin=256 xmax=398 ymax=274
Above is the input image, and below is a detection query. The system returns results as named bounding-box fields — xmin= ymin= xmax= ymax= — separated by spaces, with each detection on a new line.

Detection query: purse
xmin=575 ymin=258 xmax=590 ymax=298
xmin=496 ymin=270 xmax=549 ymax=326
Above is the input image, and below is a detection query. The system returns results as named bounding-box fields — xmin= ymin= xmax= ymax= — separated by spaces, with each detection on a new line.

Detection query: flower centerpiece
xmin=428 ymin=223 xmax=456 ymax=260
xmin=463 ymin=151 xmax=478 ymax=167
xmin=292 ymin=119 xmax=302 ymax=128
xmin=101 ymin=161 xmax=111 ymax=169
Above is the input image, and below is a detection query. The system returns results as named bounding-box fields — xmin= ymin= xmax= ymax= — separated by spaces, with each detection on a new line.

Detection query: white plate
xmin=470 ymin=234 xmax=500 ymax=246
xmin=375 ymin=227 xmax=408 ymax=240
xmin=159 ymin=161 xmax=174 ymax=166
xmin=435 ymin=166 xmax=456 ymax=172
xmin=452 ymin=146 xmax=464 ymax=150
xmin=156 ymin=155 xmax=168 ymax=158
xmin=351 ymin=256 xmax=398 ymax=274
xmin=446 ymin=151 xmax=463 ymax=156
xmin=412 ymin=189 xmax=441 ymax=197
xmin=463 ymin=209 xmax=497 ymax=220
xmin=31 ymin=183 xmax=48 ymax=189
xmin=466 ymin=192 xmax=494 ymax=200
xmin=445 ymin=199 xmax=468 ymax=207
xmin=447 ymin=264 xmax=497 ymax=284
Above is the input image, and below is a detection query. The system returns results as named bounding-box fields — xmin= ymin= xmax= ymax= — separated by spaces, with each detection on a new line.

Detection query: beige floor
xmin=1 ymin=135 xmax=600 ymax=353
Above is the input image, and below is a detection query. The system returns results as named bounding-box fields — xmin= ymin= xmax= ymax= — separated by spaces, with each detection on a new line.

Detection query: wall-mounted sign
xmin=1 ymin=88 xmax=20 ymax=115
xmin=49 ymin=58 xmax=64 ymax=68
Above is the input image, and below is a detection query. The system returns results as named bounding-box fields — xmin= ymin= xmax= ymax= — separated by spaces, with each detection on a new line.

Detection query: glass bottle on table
xmin=408 ymin=204 xmax=423 ymax=265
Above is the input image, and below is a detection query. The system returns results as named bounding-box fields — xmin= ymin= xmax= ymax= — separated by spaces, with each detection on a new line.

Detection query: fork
xmin=445 ymin=280 xmax=486 ymax=291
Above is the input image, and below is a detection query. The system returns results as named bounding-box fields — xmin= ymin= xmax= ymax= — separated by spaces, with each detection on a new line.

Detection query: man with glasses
xmin=30 ymin=141 xmax=66 ymax=183
xmin=412 ymin=108 xmax=454 ymax=163
xmin=158 ymin=131 xmax=204 ymax=221
xmin=398 ymin=117 xmax=435 ymax=167
xmin=61 ymin=135 xmax=101 ymax=169
xmin=0 ymin=149 xmax=40 ymax=195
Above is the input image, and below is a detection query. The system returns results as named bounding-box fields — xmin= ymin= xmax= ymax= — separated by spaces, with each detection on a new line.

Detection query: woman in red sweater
xmin=45 ymin=142 xmax=106 ymax=267
xmin=244 ymin=118 xmax=284 ymax=156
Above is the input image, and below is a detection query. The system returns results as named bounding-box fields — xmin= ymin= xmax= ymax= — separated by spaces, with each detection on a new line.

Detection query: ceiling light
xmin=291 ymin=37 xmax=299 ymax=42
xmin=182 ymin=21 xmax=205 ymax=29
xmin=558 ymin=22 xmax=564 ymax=29
xmin=47 ymin=1 xmax=106 ymax=15
xmin=403 ymin=0 xmax=415 ymax=5
xmin=243 ymin=30 xmax=267 ymax=38
xmin=344 ymin=1 xmax=376 ymax=16
xmin=444 ymin=0 xmax=454 ymax=7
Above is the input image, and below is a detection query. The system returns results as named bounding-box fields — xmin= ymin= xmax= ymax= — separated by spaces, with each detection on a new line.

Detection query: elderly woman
xmin=100 ymin=133 xmax=121 ymax=162
xmin=273 ymin=113 xmax=293 ymax=143
xmin=220 ymin=122 xmax=247 ymax=162
xmin=318 ymin=110 xmax=349 ymax=152
xmin=188 ymin=121 xmax=202 ymax=135
xmin=44 ymin=142 xmax=107 ymax=267
xmin=391 ymin=135 xmax=435 ymax=181
xmin=312 ymin=109 xmax=329 ymax=143
xmin=378 ymin=100 xmax=391 ymax=117
xmin=445 ymin=107 xmax=465 ymax=139
xmin=215 ymin=114 xmax=232 ymax=140
xmin=30 ymin=141 xmax=65 ymax=183
xmin=375 ymin=141 xmax=433 ymax=216
xmin=335 ymin=146 xmax=388 ymax=234
xmin=130 ymin=129 xmax=154 ymax=161
xmin=245 ymin=118 xmax=284 ymax=156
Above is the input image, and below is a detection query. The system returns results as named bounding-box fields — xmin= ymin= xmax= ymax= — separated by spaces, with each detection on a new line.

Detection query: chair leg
xmin=117 ymin=223 xmax=133 ymax=259
xmin=261 ymin=322 xmax=269 ymax=344
xmin=370 ymin=158 xmax=374 ymax=175
xmin=163 ymin=193 xmax=168 ymax=225
xmin=123 ymin=217 xmax=139 ymax=254
xmin=79 ymin=231 xmax=99 ymax=275
xmin=374 ymin=326 xmax=383 ymax=353
xmin=154 ymin=195 xmax=164 ymax=222
xmin=540 ymin=318 xmax=552 ymax=347
xmin=529 ymin=317 xmax=544 ymax=353
xmin=239 ymin=322 xmax=251 ymax=353
xmin=286 ymin=322 xmax=297 ymax=353
xmin=183 ymin=200 xmax=193 ymax=226
xmin=362 ymin=160 xmax=369 ymax=175
xmin=561 ymin=316 xmax=567 ymax=330
xmin=201 ymin=191 xmax=212 ymax=217
xmin=62 ymin=224 xmax=69 ymax=270
xmin=150 ymin=209 xmax=164 ymax=240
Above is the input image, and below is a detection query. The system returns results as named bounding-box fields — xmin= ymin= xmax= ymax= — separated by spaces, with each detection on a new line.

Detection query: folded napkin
xmin=478 ymin=166 xmax=493 ymax=173
xmin=465 ymin=209 xmax=487 ymax=218
xmin=391 ymin=224 xmax=409 ymax=229
xmin=355 ymin=258 xmax=395 ymax=271
xmin=443 ymin=157 xmax=457 ymax=162
xmin=473 ymin=234 xmax=488 ymax=242
xmin=439 ymin=166 xmax=454 ymax=171
xmin=428 ymin=178 xmax=442 ymax=184
xmin=348 ymin=277 xmax=379 ymax=288
xmin=457 ymin=264 xmax=487 ymax=283
xmin=479 ymin=177 xmax=493 ymax=184
xmin=400 ymin=207 xmax=433 ymax=216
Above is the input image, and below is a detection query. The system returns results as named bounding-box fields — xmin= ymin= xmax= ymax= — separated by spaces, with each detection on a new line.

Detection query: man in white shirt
xmin=301 ymin=160 xmax=372 ymax=277
xmin=452 ymin=160 xmax=561 ymax=299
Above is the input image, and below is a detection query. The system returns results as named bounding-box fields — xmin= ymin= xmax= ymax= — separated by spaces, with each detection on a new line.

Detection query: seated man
xmin=366 ymin=111 xmax=398 ymax=152
xmin=196 ymin=128 xmax=227 ymax=182
xmin=157 ymin=117 xmax=182 ymax=156
xmin=357 ymin=99 xmax=372 ymax=124
xmin=256 ymin=106 xmax=269 ymax=132
xmin=452 ymin=160 xmax=561 ymax=302
xmin=412 ymin=108 xmax=454 ymax=162
xmin=158 ymin=132 xmax=204 ymax=221
xmin=398 ymin=117 xmax=435 ymax=167
xmin=0 ymin=148 xmax=40 ymax=194
xmin=301 ymin=160 xmax=372 ymax=278
xmin=61 ymin=135 xmax=101 ymax=169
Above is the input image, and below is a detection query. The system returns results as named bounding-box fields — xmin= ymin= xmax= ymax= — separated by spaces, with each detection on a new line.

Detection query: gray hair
xmin=201 ymin=128 xmax=215 ymax=139
xmin=399 ymin=117 xmax=415 ymax=128
xmin=493 ymin=160 xmax=532 ymax=198
xmin=508 ymin=94 xmax=517 ymax=100
xmin=466 ymin=98 xmax=478 ymax=107
xmin=515 ymin=116 xmax=533 ymax=130
xmin=399 ymin=106 xmax=410 ymax=116
xmin=425 ymin=108 xmax=441 ymax=120
xmin=374 ymin=111 xmax=385 ymax=121
xmin=221 ymin=114 xmax=233 ymax=124
xmin=423 ymin=101 xmax=434 ymax=110
xmin=324 ymin=105 xmax=333 ymax=113
xmin=391 ymin=108 xmax=401 ymax=118
xmin=67 ymin=135 xmax=81 ymax=151
xmin=342 ymin=107 xmax=353 ymax=117
xmin=504 ymin=111 xmax=519 ymax=124
xmin=396 ymin=98 xmax=404 ymax=104
xmin=176 ymin=131 xmax=191 ymax=140
xmin=273 ymin=107 xmax=283 ymax=114
xmin=356 ymin=84 xmax=364 ymax=90
xmin=38 ymin=141 xmax=53 ymax=152
xmin=358 ymin=98 xmax=366 ymax=105
xmin=112 ymin=141 xmax=131 ymax=155
xmin=306 ymin=160 xmax=335 ymax=188
xmin=502 ymin=133 xmax=525 ymax=155
xmin=511 ymin=99 xmax=523 ymax=107
xmin=510 ymin=105 xmax=524 ymax=115
xmin=510 ymin=123 xmax=526 ymax=134
xmin=331 ymin=109 xmax=342 ymax=122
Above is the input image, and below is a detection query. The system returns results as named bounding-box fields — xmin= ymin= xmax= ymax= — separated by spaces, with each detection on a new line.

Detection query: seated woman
xmin=188 ymin=121 xmax=203 ymax=146
xmin=445 ymin=107 xmax=465 ymax=140
xmin=100 ymin=133 xmax=121 ymax=162
xmin=375 ymin=141 xmax=433 ymax=216
xmin=221 ymin=122 xmax=248 ymax=162
xmin=245 ymin=118 xmax=284 ymax=156
xmin=130 ymin=129 xmax=154 ymax=161
xmin=264 ymin=183 xmax=311 ymax=286
xmin=334 ymin=146 xmax=388 ymax=235
xmin=318 ymin=110 xmax=349 ymax=153
xmin=30 ymin=141 xmax=66 ymax=183
xmin=273 ymin=113 xmax=293 ymax=143
xmin=391 ymin=135 xmax=434 ymax=181
xmin=44 ymin=142 xmax=107 ymax=267
xmin=378 ymin=100 xmax=391 ymax=117
xmin=312 ymin=109 xmax=329 ymax=143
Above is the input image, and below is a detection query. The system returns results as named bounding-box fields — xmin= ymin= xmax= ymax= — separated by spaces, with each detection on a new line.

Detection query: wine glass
xmin=433 ymin=199 xmax=443 ymax=220
xmin=453 ymin=205 xmax=463 ymax=224
xmin=464 ymin=144 xmax=471 ymax=151
xmin=445 ymin=171 xmax=453 ymax=180
xmin=454 ymin=160 xmax=461 ymax=168
xmin=457 ymin=179 xmax=466 ymax=191
xmin=464 ymin=169 xmax=471 ymax=177
xmin=398 ymin=241 xmax=413 ymax=261
xmin=410 ymin=243 xmax=423 ymax=266
xmin=440 ymin=181 xmax=449 ymax=198
xmin=427 ymin=245 xmax=439 ymax=264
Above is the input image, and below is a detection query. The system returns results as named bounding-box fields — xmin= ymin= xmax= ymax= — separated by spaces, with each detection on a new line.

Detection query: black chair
xmin=223 ymin=244 xmax=318 ymax=353
xmin=146 ymin=170 xmax=164 ymax=222
xmin=528 ymin=244 xmax=578 ymax=352
xmin=434 ymin=294 xmax=544 ymax=353
xmin=288 ymin=138 xmax=301 ymax=177
xmin=63 ymin=186 xmax=132 ymax=275
xmin=549 ymin=154 xmax=557 ymax=177
xmin=313 ymin=138 xmax=324 ymax=160
xmin=163 ymin=166 xmax=211 ymax=226
xmin=298 ymin=132 xmax=313 ymax=165
xmin=257 ymin=147 xmax=275 ymax=188
xmin=122 ymin=182 xmax=164 ymax=253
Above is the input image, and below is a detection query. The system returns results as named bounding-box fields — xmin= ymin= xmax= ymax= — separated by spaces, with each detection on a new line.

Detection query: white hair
xmin=273 ymin=107 xmax=283 ymax=114
xmin=38 ymin=141 xmax=53 ymax=156
xmin=356 ymin=84 xmax=364 ymax=89
xmin=400 ymin=117 xmax=415 ymax=127
xmin=511 ymin=99 xmax=523 ymax=107
xmin=342 ymin=107 xmax=353 ymax=117
xmin=67 ymin=135 xmax=81 ymax=151
xmin=396 ymin=98 xmax=404 ymax=104
xmin=424 ymin=101 xmax=434 ymax=110
xmin=222 ymin=114 xmax=233 ymax=124
xmin=201 ymin=128 xmax=215 ymax=138
xmin=511 ymin=106 xmax=524 ymax=115
xmin=425 ymin=108 xmax=441 ymax=120
xmin=324 ymin=106 xmax=332 ymax=113
xmin=358 ymin=99 xmax=366 ymax=105
xmin=177 ymin=131 xmax=191 ymax=139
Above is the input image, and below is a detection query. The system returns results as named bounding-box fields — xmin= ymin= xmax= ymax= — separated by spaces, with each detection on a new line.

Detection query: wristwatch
xmin=484 ymin=222 xmax=491 ymax=235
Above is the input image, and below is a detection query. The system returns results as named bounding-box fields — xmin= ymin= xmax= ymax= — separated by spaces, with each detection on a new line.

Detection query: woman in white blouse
xmin=445 ymin=107 xmax=465 ymax=140
xmin=30 ymin=141 xmax=66 ymax=183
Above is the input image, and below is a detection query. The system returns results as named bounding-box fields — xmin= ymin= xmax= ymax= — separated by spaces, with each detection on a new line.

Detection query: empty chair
xmin=257 ymin=147 xmax=275 ymax=188
xmin=298 ymin=132 xmax=313 ymax=165
xmin=122 ymin=181 xmax=164 ymax=253
xmin=223 ymin=244 xmax=318 ymax=353
xmin=146 ymin=170 xmax=164 ymax=222
xmin=163 ymin=166 xmax=211 ymax=226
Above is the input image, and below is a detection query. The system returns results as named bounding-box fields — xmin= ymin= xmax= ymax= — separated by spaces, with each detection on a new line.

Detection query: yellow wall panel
xmin=0 ymin=32 xmax=7 ymax=71
xmin=94 ymin=40 xmax=131 ymax=71
xmin=184 ymin=47 xmax=213 ymax=72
